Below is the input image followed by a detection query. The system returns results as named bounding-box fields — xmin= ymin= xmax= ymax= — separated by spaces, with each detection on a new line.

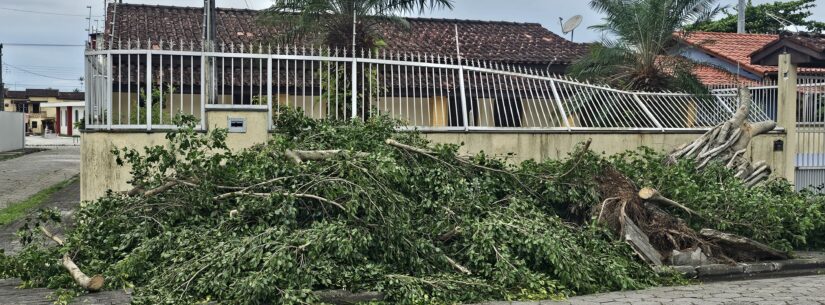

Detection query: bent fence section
xmin=84 ymin=44 xmax=772 ymax=133
xmin=88 ymin=45 xmax=825 ymax=192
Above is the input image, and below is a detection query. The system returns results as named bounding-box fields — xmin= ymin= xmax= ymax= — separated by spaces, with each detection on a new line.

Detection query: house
xmin=90 ymin=3 xmax=591 ymax=128
xmin=671 ymin=31 xmax=825 ymax=86
xmin=2 ymin=89 xmax=85 ymax=136
xmin=751 ymin=32 xmax=825 ymax=68
xmin=105 ymin=4 xmax=589 ymax=72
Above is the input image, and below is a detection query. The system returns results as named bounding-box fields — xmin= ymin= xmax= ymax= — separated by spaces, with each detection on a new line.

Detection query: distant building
xmin=2 ymin=89 xmax=85 ymax=136
xmin=671 ymin=31 xmax=825 ymax=86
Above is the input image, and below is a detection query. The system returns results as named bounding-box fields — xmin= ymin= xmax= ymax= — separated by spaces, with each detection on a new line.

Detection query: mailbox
xmin=227 ymin=118 xmax=247 ymax=133
xmin=773 ymin=139 xmax=784 ymax=152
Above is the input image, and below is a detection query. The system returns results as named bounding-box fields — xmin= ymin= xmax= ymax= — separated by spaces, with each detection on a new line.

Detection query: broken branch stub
xmin=668 ymin=87 xmax=775 ymax=187
xmin=39 ymin=226 xmax=105 ymax=292
xmin=638 ymin=187 xmax=699 ymax=217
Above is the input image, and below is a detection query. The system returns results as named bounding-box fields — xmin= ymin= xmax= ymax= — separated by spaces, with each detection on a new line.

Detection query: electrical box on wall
xmin=774 ymin=139 xmax=784 ymax=152
xmin=227 ymin=118 xmax=247 ymax=133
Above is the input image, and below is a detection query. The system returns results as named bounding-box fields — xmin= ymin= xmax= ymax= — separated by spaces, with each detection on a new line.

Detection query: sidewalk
xmin=24 ymin=136 xmax=80 ymax=148
xmin=0 ymin=179 xmax=80 ymax=255
xmin=478 ymin=275 xmax=825 ymax=305
xmin=0 ymin=147 xmax=80 ymax=209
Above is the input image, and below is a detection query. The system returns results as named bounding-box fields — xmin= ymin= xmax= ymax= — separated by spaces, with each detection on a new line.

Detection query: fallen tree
xmin=1 ymin=110 xmax=823 ymax=304
xmin=668 ymin=87 xmax=776 ymax=187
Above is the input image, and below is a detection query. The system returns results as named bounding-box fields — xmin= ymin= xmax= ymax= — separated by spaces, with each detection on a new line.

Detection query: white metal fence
xmin=711 ymin=78 xmax=825 ymax=192
xmin=796 ymin=76 xmax=825 ymax=192
xmin=85 ymin=43 xmax=773 ymax=133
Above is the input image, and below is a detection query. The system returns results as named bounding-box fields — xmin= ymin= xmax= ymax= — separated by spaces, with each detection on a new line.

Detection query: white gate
xmin=796 ymin=76 xmax=825 ymax=192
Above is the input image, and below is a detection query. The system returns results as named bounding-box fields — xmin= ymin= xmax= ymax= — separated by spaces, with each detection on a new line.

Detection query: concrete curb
xmin=662 ymin=254 xmax=825 ymax=281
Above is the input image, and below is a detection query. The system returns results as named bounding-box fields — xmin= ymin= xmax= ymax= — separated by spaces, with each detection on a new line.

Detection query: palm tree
xmin=260 ymin=0 xmax=455 ymax=51
xmin=568 ymin=0 xmax=724 ymax=93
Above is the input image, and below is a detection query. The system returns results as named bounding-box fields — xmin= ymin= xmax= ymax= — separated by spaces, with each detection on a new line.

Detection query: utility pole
xmin=203 ymin=0 xmax=216 ymax=103
xmin=737 ymin=0 xmax=747 ymax=33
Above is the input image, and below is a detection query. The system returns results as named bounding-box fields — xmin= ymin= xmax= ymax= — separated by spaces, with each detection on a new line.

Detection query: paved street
xmin=549 ymin=275 xmax=825 ymax=305
xmin=0 ymin=274 xmax=823 ymax=304
xmin=0 ymin=279 xmax=130 ymax=305
xmin=0 ymin=147 xmax=80 ymax=209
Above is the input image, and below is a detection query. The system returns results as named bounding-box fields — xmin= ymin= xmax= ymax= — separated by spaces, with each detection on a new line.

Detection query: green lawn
xmin=0 ymin=177 xmax=77 ymax=225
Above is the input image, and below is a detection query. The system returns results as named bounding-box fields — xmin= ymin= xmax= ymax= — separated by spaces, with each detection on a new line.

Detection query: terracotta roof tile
xmin=691 ymin=64 xmax=761 ymax=86
xmin=58 ymin=92 xmax=85 ymax=100
xmin=24 ymin=89 xmax=59 ymax=98
xmin=786 ymin=34 xmax=825 ymax=54
xmin=4 ymin=90 xmax=84 ymax=100
xmin=4 ymin=90 xmax=27 ymax=99
xmin=105 ymin=3 xmax=589 ymax=65
xmin=675 ymin=32 xmax=779 ymax=75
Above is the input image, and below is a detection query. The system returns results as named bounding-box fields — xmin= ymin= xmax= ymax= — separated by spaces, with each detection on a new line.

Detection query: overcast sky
xmin=0 ymin=0 xmax=822 ymax=91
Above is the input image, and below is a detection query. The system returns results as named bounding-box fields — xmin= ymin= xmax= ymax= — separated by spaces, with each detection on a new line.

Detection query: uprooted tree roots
xmin=668 ymin=87 xmax=776 ymax=187
xmin=592 ymin=166 xmax=788 ymax=267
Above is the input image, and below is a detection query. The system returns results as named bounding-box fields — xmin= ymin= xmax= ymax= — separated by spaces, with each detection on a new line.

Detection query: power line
xmin=0 ymin=7 xmax=103 ymax=18
xmin=5 ymin=83 xmax=83 ymax=89
xmin=3 ymin=43 xmax=85 ymax=47
xmin=3 ymin=62 xmax=80 ymax=81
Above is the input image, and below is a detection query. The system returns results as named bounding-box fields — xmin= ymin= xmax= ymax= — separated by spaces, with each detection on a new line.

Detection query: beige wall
xmin=423 ymin=132 xmax=788 ymax=178
xmin=81 ymin=109 xmax=270 ymax=201
xmin=205 ymin=110 xmax=270 ymax=150
xmin=81 ymin=122 xmax=790 ymax=201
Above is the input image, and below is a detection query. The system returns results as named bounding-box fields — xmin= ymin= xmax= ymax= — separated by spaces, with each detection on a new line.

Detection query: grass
xmin=0 ymin=176 xmax=77 ymax=226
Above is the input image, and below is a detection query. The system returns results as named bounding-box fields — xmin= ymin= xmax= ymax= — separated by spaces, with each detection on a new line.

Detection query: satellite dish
xmin=561 ymin=15 xmax=583 ymax=42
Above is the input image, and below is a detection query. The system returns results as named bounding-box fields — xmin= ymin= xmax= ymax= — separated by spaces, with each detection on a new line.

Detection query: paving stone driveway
xmin=0 ymin=279 xmax=130 ymax=305
xmin=478 ymin=275 xmax=825 ymax=305
xmin=0 ymin=147 xmax=79 ymax=209
xmin=0 ymin=274 xmax=823 ymax=304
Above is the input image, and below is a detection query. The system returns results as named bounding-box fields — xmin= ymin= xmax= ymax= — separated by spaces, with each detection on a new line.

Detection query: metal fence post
xmin=632 ymin=93 xmax=664 ymax=131
xmin=549 ymin=79 xmax=571 ymax=131
xmin=146 ymin=51 xmax=153 ymax=131
xmin=200 ymin=51 xmax=207 ymax=130
xmin=106 ymin=53 xmax=113 ymax=130
xmin=267 ymin=56 xmax=273 ymax=130
xmin=454 ymin=25 xmax=469 ymax=131
xmin=351 ymin=57 xmax=358 ymax=119
xmin=85 ymin=54 xmax=91 ymax=128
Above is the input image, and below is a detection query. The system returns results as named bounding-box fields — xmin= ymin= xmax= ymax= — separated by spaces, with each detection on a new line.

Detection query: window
xmin=15 ymin=103 xmax=27 ymax=113
xmin=32 ymin=121 xmax=38 ymax=129
xmin=31 ymin=103 xmax=41 ymax=113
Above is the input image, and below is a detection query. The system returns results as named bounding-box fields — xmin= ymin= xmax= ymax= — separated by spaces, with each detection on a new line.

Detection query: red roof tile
xmin=58 ymin=92 xmax=85 ymax=100
xmin=691 ymin=64 xmax=762 ymax=86
xmin=105 ymin=3 xmax=589 ymax=65
xmin=4 ymin=90 xmax=84 ymax=100
xmin=675 ymin=32 xmax=779 ymax=75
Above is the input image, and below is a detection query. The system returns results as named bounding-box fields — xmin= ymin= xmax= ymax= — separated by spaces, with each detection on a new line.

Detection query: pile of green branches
xmin=1 ymin=110 xmax=823 ymax=304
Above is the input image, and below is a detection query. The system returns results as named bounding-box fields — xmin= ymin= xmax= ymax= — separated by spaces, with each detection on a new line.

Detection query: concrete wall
xmin=81 ymin=121 xmax=789 ymax=201
xmin=81 ymin=109 xmax=270 ymax=201
xmin=424 ymin=132 xmax=789 ymax=176
xmin=0 ymin=112 xmax=25 ymax=152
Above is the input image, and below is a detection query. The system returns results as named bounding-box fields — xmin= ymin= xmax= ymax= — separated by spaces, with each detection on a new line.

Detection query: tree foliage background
xmin=258 ymin=0 xmax=454 ymax=50
xmin=690 ymin=0 xmax=825 ymax=34
xmin=568 ymin=0 xmax=723 ymax=93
